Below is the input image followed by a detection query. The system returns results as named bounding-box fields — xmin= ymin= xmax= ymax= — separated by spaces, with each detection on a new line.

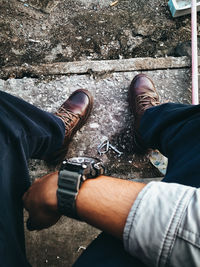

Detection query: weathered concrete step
xmin=0 ymin=66 xmax=191 ymax=181
xmin=24 ymin=212 xmax=101 ymax=267
xmin=0 ymin=56 xmax=190 ymax=79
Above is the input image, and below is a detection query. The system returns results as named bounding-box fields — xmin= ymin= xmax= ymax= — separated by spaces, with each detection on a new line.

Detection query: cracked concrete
xmin=0 ymin=67 xmax=191 ymax=181
xmin=24 ymin=214 xmax=101 ymax=267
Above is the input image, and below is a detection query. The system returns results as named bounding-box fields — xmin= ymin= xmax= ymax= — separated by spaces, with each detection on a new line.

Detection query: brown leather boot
xmin=129 ymin=74 xmax=160 ymax=152
xmin=46 ymin=89 xmax=93 ymax=165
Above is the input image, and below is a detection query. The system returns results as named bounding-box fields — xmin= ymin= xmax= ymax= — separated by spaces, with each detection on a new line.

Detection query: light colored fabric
xmin=123 ymin=181 xmax=200 ymax=267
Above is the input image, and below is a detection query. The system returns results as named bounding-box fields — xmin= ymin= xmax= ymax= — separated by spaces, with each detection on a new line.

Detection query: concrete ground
xmin=0 ymin=0 xmax=197 ymax=266
xmin=0 ymin=57 xmax=192 ymax=266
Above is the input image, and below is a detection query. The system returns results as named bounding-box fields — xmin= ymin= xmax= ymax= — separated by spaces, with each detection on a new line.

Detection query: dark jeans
xmin=0 ymin=91 xmax=65 ymax=267
xmin=74 ymin=103 xmax=200 ymax=267
xmin=0 ymin=90 xmax=200 ymax=266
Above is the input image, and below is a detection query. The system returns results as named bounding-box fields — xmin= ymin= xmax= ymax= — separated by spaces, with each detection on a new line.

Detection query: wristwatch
xmin=57 ymin=157 xmax=105 ymax=219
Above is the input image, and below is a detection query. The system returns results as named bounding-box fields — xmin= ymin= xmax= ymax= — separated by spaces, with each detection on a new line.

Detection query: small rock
xmin=90 ymin=123 xmax=99 ymax=129
xmin=41 ymin=25 xmax=47 ymax=31
xmin=76 ymin=36 xmax=83 ymax=40
xmin=173 ymin=39 xmax=200 ymax=57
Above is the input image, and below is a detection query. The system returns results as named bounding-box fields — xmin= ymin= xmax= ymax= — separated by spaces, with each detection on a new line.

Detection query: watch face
xmin=61 ymin=157 xmax=105 ymax=178
xmin=67 ymin=157 xmax=98 ymax=165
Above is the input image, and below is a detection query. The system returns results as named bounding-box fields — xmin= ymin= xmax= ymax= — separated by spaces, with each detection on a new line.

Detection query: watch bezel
xmin=60 ymin=157 xmax=105 ymax=179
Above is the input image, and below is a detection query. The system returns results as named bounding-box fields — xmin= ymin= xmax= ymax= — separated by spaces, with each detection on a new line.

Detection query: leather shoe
xmin=129 ymin=74 xmax=160 ymax=152
xmin=46 ymin=89 xmax=93 ymax=165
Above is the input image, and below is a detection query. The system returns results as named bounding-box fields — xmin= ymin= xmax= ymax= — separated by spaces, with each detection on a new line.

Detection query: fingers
xmin=26 ymin=211 xmax=61 ymax=231
xmin=26 ymin=217 xmax=36 ymax=231
xmin=26 ymin=215 xmax=47 ymax=231
xmin=22 ymin=171 xmax=60 ymax=231
xmin=26 ymin=215 xmax=45 ymax=231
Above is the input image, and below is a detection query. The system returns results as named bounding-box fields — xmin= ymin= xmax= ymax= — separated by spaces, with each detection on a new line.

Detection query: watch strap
xmin=57 ymin=169 xmax=82 ymax=219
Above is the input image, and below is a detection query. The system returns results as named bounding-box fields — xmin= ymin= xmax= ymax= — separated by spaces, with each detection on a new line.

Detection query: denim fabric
xmin=123 ymin=182 xmax=199 ymax=267
xmin=0 ymin=91 xmax=65 ymax=267
xmin=140 ymin=103 xmax=200 ymax=187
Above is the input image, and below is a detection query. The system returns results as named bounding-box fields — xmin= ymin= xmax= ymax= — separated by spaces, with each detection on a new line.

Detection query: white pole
xmin=191 ymin=0 xmax=199 ymax=104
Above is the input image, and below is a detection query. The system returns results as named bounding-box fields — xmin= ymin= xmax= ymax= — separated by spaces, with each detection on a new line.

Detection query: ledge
xmin=0 ymin=56 xmax=191 ymax=79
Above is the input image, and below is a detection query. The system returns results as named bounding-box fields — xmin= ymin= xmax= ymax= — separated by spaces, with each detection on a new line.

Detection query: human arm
xmin=75 ymin=175 xmax=145 ymax=239
xmin=23 ymin=173 xmax=200 ymax=267
xmin=23 ymin=172 xmax=145 ymax=239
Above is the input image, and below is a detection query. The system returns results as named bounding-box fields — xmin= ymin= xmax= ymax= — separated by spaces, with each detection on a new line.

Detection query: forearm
xmin=23 ymin=172 xmax=145 ymax=237
xmin=76 ymin=175 xmax=145 ymax=239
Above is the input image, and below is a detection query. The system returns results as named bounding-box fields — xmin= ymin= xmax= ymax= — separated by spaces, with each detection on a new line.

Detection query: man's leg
xmin=140 ymin=102 xmax=200 ymax=187
xmin=0 ymin=91 xmax=65 ymax=267
xmin=129 ymin=73 xmax=200 ymax=187
xmin=0 ymin=89 xmax=93 ymax=266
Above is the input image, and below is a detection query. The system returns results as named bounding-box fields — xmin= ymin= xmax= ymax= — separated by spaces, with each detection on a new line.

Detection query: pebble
xmin=90 ymin=123 xmax=99 ymax=129
xmin=42 ymin=25 xmax=47 ymax=31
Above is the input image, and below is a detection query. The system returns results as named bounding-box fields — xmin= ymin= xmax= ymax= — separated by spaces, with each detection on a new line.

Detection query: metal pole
xmin=191 ymin=0 xmax=199 ymax=104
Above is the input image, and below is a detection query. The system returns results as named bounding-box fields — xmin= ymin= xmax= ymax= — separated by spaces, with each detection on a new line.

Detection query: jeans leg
xmin=140 ymin=103 xmax=200 ymax=187
xmin=0 ymin=91 xmax=65 ymax=159
xmin=0 ymin=91 xmax=65 ymax=267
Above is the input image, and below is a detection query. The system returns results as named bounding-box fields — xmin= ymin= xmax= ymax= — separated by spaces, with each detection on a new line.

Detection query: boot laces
xmin=136 ymin=93 xmax=160 ymax=113
xmin=55 ymin=106 xmax=79 ymax=132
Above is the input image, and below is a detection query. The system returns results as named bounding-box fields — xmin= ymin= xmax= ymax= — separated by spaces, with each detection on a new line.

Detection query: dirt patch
xmin=0 ymin=0 xmax=198 ymax=69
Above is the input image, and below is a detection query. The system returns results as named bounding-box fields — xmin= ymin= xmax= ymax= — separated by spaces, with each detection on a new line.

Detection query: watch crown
xmin=81 ymin=163 xmax=87 ymax=169
xmin=94 ymin=162 xmax=101 ymax=170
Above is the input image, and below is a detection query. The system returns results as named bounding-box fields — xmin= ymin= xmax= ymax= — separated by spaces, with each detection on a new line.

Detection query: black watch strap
xmin=57 ymin=168 xmax=82 ymax=220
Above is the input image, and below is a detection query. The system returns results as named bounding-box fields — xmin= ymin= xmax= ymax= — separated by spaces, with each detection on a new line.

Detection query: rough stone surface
xmin=0 ymin=68 xmax=192 ymax=181
xmin=0 ymin=67 xmax=192 ymax=266
xmin=24 ymin=212 xmax=101 ymax=267
xmin=0 ymin=0 xmax=199 ymax=68
xmin=18 ymin=0 xmax=61 ymax=13
xmin=0 ymin=56 xmax=191 ymax=79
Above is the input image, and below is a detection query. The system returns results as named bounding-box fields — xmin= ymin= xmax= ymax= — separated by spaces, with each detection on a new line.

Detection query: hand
xmin=23 ymin=172 xmax=61 ymax=231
